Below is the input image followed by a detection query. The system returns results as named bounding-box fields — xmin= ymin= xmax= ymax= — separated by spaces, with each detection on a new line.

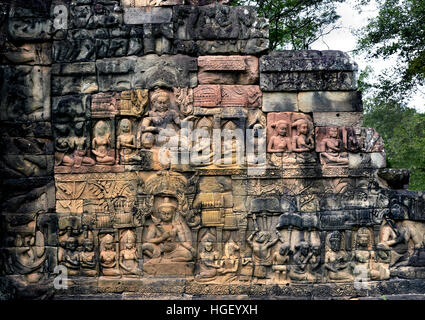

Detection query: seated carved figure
xmin=325 ymin=231 xmax=353 ymax=281
xmin=196 ymin=235 xmax=220 ymax=281
xmin=100 ymin=234 xmax=120 ymax=277
xmin=117 ymin=119 xmax=140 ymax=163
xmin=80 ymin=239 xmax=97 ymax=277
xmin=140 ymin=89 xmax=180 ymax=148
xmin=291 ymin=119 xmax=314 ymax=152
xmin=320 ymin=127 xmax=348 ymax=167
xmin=119 ymin=230 xmax=139 ymax=277
xmin=268 ymin=120 xmax=292 ymax=152
xmin=288 ymin=241 xmax=315 ymax=282
xmin=218 ymin=240 xmax=240 ymax=281
xmin=142 ymin=197 xmax=194 ymax=267
xmin=272 ymin=243 xmax=290 ymax=282
xmin=92 ymin=121 xmax=115 ymax=165
xmin=62 ymin=237 xmax=80 ymax=276
xmin=71 ymin=122 xmax=95 ymax=167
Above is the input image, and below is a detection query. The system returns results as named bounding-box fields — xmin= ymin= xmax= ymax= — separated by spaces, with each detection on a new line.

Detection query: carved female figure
xmin=291 ymin=118 xmax=314 ymax=152
xmin=288 ymin=241 xmax=315 ymax=282
xmin=117 ymin=118 xmax=139 ymax=163
xmin=62 ymin=237 xmax=80 ymax=276
xmin=196 ymin=235 xmax=220 ymax=281
xmin=325 ymin=231 xmax=353 ymax=281
xmin=100 ymin=234 xmax=120 ymax=277
xmin=54 ymin=125 xmax=74 ymax=167
xmin=92 ymin=120 xmax=115 ymax=165
xmin=218 ymin=240 xmax=240 ymax=281
xmin=119 ymin=230 xmax=139 ymax=276
xmin=80 ymin=238 xmax=97 ymax=277
xmin=72 ymin=122 xmax=95 ymax=167
xmin=268 ymin=120 xmax=292 ymax=152
xmin=320 ymin=127 xmax=349 ymax=166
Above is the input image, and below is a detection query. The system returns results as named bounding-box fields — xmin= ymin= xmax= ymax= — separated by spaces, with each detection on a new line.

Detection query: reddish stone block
xmin=194 ymin=85 xmax=262 ymax=108
xmin=198 ymin=56 xmax=259 ymax=85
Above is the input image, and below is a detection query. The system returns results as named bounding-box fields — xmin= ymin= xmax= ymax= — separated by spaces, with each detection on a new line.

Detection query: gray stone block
xmin=124 ymin=7 xmax=173 ymax=24
xmin=298 ymin=91 xmax=363 ymax=112
xmin=313 ymin=112 xmax=363 ymax=127
xmin=262 ymin=92 xmax=298 ymax=112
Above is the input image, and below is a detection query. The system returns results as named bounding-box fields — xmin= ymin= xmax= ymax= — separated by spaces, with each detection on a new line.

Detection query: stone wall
xmin=1 ymin=0 xmax=425 ymax=299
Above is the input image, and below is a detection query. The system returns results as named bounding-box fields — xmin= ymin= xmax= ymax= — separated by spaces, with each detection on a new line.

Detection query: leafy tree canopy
xmin=230 ymin=0 xmax=344 ymax=50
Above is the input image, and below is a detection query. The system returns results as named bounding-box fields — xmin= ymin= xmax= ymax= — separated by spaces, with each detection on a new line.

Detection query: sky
xmin=308 ymin=0 xmax=425 ymax=113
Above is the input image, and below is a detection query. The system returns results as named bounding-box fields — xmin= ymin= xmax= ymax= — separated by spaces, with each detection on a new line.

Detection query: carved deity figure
xmin=190 ymin=117 xmax=214 ymax=167
xmin=196 ymin=235 xmax=220 ymax=281
xmin=61 ymin=237 xmax=80 ymax=276
xmin=268 ymin=120 xmax=292 ymax=152
xmin=80 ymin=238 xmax=97 ymax=277
xmin=291 ymin=118 xmax=314 ymax=152
xmin=247 ymin=230 xmax=281 ymax=280
xmin=54 ymin=125 xmax=75 ymax=167
xmin=117 ymin=118 xmax=140 ymax=163
xmin=218 ymin=240 xmax=240 ymax=281
xmin=353 ymin=227 xmax=389 ymax=281
xmin=119 ymin=230 xmax=139 ymax=276
xmin=100 ymin=234 xmax=120 ymax=277
xmin=142 ymin=196 xmax=194 ymax=264
xmin=140 ymin=89 xmax=180 ymax=148
xmin=325 ymin=231 xmax=353 ymax=281
xmin=272 ymin=243 xmax=290 ymax=282
xmin=72 ymin=122 xmax=96 ymax=167
xmin=288 ymin=241 xmax=315 ymax=282
xmin=320 ymin=127 xmax=348 ymax=167
xmin=92 ymin=120 xmax=115 ymax=165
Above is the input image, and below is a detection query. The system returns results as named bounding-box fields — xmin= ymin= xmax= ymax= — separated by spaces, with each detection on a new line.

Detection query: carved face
xmin=125 ymin=239 xmax=134 ymax=249
xmin=153 ymin=95 xmax=170 ymax=112
xmin=66 ymin=238 xmax=77 ymax=251
xmin=299 ymin=122 xmax=308 ymax=135
xmin=256 ymin=231 xmax=270 ymax=243
xmin=329 ymin=236 xmax=341 ymax=252
xmin=329 ymin=127 xmax=338 ymax=138
xmin=159 ymin=206 xmax=174 ymax=222
xmin=84 ymin=240 xmax=94 ymax=252
xmin=300 ymin=242 xmax=310 ymax=255
xmin=95 ymin=121 xmax=108 ymax=136
xmin=279 ymin=244 xmax=290 ymax=256
xmin=312 ymin=245 xmax=321 ymax=256
xmin=120 ymin=119 xmax=131 ymax=133
xmin=277 ymin=123 xmax=287 ymax=136
xmin=204 ymin=241 xmax=213 ymax=252
xmin=357 ymin=231 xmax=369 ymax=247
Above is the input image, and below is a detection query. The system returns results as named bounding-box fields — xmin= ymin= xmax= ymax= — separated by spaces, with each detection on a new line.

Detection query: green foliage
xmin=355 ymin=0 xmax=425 ymax=99
xmin=231 ymin=0 xmax=344 ymax=50
xmin=362 ymin=89 xmax=425 ymax=190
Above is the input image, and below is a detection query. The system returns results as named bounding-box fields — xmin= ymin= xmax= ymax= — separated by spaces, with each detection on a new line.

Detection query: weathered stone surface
xmin=260 ymin=71 xmax=357 ymax=91
xmin=260 ymin=50 xmax=358 ymax=72
xmin=1 ymin=43 xmax=52 ymax=65
xmin=174 ymin=39 xmax=269 ymax=56
xmin=0 ymin=155 xmax=54 ymax=178
xmin=7 ymin=17 xmax=52 ymax=41
xmin=173 ymin=5 xmax=269 ymax=41
xmin=378 ymin=168 xmax=410 ymax=190
xmin=0 ymin=66 xmax=51 ymax=122
xmin=122 ymin=0 xmax=184 ymax=6
xmin=198 ymin=55 xmax=259 ymax=85
xmin=96 ymin=55 xmax=197 ymax=91
xmin=194 ymin=85 xmax=261 ymax=107
xmin=52 ymin=62 xmax=98 ymax=95
xmin=313 ymin=112 xmax=363 ymax=127
xmin=349 ymin=152 xmax=386 ymax=169
xmin=262 ymin=92 xmax=298 ymax=112
xmin=124 ymin=7 xmax=173 ymax=24
xmin=298 ymin=91 xmax=363 ymax=112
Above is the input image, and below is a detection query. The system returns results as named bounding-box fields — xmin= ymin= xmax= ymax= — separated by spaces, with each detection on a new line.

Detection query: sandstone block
xmin=298 ymin=91 xmax=363 ymax=112
xmin=262 ymin=92 xmax=298 ymax=112
xmin=124 ymin=7 xmax=173 ymax=24
xmin=313 ymin=112 xmax=363 ymax=127
xmin=194 ymin=85 xmax=262 ymax=108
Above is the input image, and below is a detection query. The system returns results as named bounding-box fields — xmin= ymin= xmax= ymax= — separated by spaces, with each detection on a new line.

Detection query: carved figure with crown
xmin=141 ymin=172 xmax=196 ymax=276
xmin=139 ymin=89 xmax=181 ymax=149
